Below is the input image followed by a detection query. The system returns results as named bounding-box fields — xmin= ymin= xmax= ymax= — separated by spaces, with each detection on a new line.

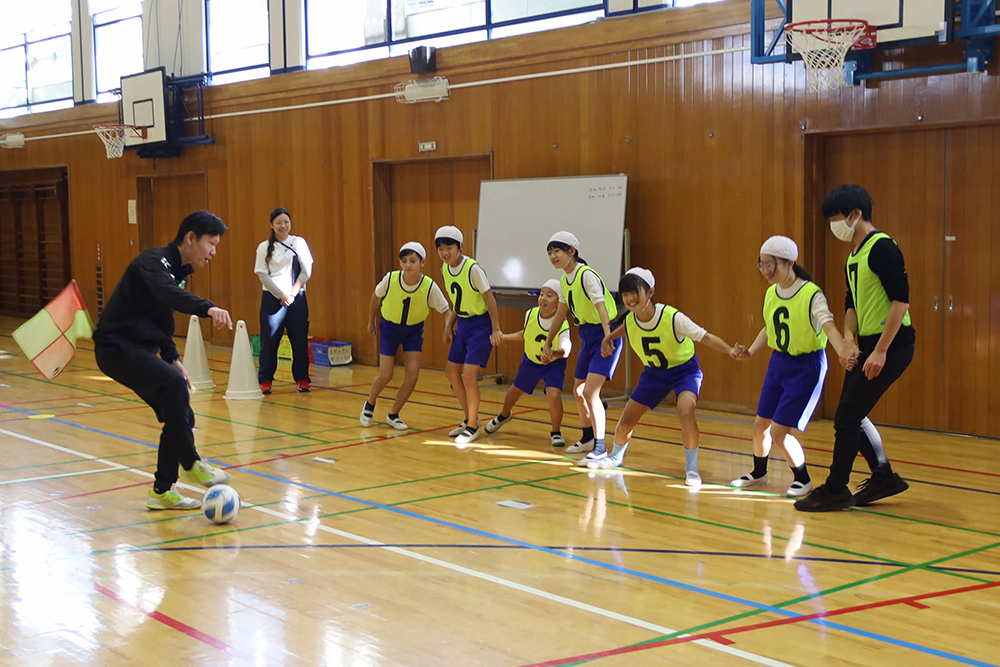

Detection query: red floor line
xmin=797 ymin=444 xmax=1000 ymax=479
xmin=94 ymin=583 xmax=262 ymax=665
xmin=516 ymin=580 xmax=1000 ymax=667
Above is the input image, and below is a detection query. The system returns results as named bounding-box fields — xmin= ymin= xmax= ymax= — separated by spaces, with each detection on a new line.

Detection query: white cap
xmin=548 ymin=231 xmax=580 ymax=248
xmin=434 ymin=225 xmax=464 ymax=245
xmin=399 ymin=241 xmax=426 ymax=259
xmin=540 ymin=279 xmax=562 ymax=294
xmin=759 ymin=235 xmax=799 ymax=262
xmin=625 ymin=267 xmax=655 ymax=289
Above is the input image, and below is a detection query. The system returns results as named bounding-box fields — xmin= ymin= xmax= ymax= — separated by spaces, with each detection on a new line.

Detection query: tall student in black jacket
xmin=94 ymin=211 xmax=235 ymax=510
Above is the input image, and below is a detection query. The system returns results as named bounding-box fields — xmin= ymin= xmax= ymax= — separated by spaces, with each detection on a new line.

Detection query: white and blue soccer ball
xmin=203 ymin=484 xmax=241 ymax=524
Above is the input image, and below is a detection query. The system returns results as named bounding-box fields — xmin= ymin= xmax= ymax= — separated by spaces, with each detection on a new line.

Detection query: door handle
xmin=933 ymin=295 xmax=939 ymax=312
xmin=948 ymin=296 xmax=954 ymax=312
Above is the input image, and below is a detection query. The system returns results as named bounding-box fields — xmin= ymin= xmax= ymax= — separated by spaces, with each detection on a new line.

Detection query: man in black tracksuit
xmin=94 ymin=211 xmax=234 ymax=510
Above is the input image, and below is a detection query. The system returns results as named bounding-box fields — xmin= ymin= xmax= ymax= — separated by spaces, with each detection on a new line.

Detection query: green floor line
xmin=514 ymin=478 xmax=990 ymax=583
xmin=561 ymin=538 xmax=1000 ymax=667
xmin=61 ymin=459 xmax=551 ymax=537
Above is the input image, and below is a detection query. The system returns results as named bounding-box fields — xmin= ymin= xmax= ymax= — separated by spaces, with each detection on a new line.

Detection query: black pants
xmin=258 ymin=291 xmax=310 ymax=383
xmin=827 ymin=343 xmax=914 ymax=490
xmin=94 ymin=339 xmax=198 ymax=492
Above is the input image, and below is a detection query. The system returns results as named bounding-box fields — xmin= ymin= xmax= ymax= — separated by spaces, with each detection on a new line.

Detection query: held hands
xmin=601 ymin=335 xmax=615 ymax=358
xmin=171 ymin=359 xmax=194 ymax=391
xmin=540 ymin=342 xmax=553 ymax=364
xmin=731 ymin=343 xmax=751 ymax=360
xmin=839 ymin=340 xmax=861 ymax=371
xmin=281 ymin=293 xmax=295 ymax=307
xmin=490 ymin=329 xmax=504 ymax=347
xmin=207 ymin=307 xmax=234 ymax=330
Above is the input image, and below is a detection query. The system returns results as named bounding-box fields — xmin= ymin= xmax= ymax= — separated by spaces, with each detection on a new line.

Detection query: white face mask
xmin=830 ymin=214 xmax=859 ymax=242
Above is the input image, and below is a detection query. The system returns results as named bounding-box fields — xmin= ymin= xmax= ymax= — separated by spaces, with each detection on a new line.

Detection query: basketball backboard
xmin=120 ymin=68 xmax=167 ymax=148
xmin=787 ymin=0 xmax=953 ymax=47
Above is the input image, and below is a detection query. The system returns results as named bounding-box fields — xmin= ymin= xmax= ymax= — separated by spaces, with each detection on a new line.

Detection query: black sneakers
xmin=853 ymin=472 xmax=910 ymax=507
xmin=793 ymin=484 xmax=855 ymax=512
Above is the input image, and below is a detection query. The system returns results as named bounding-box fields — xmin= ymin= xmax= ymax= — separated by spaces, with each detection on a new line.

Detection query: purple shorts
xmin=513 ymin=355 xmax=567 ymax=395
xmin=757 ymin=349 xmax=828 ymax=431
xmin=447 ymin=313 xmax=494 ymax=368
xmin=575 ymin=323 xmax=622 ymax=381
xmin=630 ymin=355 xmax=703 ymax=409
xmin=379 ymin=317 xmax=424 ymax=356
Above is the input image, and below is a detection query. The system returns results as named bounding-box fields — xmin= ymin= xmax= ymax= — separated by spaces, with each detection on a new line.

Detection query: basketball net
xmin=785 ymin=19 xmax=873 ymax=92
xmin=93 ymin=125 xmax=145 ymax=159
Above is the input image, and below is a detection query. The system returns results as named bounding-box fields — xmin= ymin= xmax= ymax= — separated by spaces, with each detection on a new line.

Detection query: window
xmin=392 ymin=0 xmax=485 ymax=39
xmin=491 ymin=0 xmax=600 ymax=24
xmin=206 ymin=0 xmax=270 ymax=84
xmin=0 ymin=0 xmax=72 ymax=117
xmin=92 ymin=1 xmax=144 ymax=102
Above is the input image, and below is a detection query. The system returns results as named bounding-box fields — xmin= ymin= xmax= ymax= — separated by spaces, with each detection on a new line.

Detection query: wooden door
xmin=821 ymin=131 xmax=947 ymax=431
xmin=386 ymin=157 xmax=492 ymax=370
xmin=136 ymin=174 xmax=212 ymax=340
xmin=942 ymin=125 xmax=1000 ymax=437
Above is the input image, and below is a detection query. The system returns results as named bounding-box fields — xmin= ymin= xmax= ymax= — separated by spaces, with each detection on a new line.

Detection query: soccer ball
xmin=203 ymin=484 xmax=240 ymax=524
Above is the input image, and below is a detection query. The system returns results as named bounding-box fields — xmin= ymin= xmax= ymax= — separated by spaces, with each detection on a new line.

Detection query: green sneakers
xmin=178 ymin=460 xmax=231 ymax=488
xmin=147 ymin=486 xmax=202 ymax=510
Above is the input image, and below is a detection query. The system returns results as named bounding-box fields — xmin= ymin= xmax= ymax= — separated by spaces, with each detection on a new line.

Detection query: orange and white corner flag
xmin=12 ymin=280 xmax=95 ymax=380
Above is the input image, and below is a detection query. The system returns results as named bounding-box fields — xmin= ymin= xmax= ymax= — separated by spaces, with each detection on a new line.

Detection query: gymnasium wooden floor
xmin=1 ymin=317 xmax=997 ymax=667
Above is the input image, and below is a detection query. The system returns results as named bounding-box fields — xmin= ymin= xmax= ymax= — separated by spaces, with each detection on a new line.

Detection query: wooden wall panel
xmin=821 ymin=131 xmax=947 ymax=432
xmin=943 ymin=125 xmax=1000 ymax=437
xmin=1 ymin=0 xmax=998 ymax=419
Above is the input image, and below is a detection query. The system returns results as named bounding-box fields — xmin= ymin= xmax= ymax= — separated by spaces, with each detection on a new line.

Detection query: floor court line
xmin=33 ymin=411 xmax=982 ymax=665
xmin=0 ymin=423 xmax=802 ymax=667
xmin=93 ymin=583 xmax=264 ymax=666
xmin=5 ymin=403 xmax=988 ymax=576
xmin=334 ymin=386 xmax=1000 ymax=489
xmin=4 ymin=410 xmax=995 ymax=664
xmin=519 ymin=580 xmax=1000 ymax=667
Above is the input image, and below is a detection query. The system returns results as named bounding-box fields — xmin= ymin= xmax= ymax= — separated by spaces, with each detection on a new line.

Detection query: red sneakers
xmin=260 ymin=381 xmax=272 ymax=395
xmin=296 ymin=379 xmax=311 ymax=393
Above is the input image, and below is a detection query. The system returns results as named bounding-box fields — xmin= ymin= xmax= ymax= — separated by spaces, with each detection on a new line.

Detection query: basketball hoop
xmin=93 ymin=124 xmax=147 ymax=159
xmin=785 ymin=19 xmax=875 ymax=92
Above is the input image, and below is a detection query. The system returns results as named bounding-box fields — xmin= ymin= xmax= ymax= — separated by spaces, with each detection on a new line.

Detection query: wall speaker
xmin=409 ymin=46 xmax=437 ymax=74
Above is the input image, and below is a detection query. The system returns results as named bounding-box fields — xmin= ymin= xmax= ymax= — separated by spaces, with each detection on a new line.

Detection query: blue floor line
xmin=3 ymin=405 xmax=997 ymax=667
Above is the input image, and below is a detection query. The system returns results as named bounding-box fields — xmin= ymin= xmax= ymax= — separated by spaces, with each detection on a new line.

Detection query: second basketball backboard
xmin=787 ymin=0 xmax=953 ymax=46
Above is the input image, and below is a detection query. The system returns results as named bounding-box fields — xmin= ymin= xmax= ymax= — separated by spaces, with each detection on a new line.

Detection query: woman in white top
xmin=254 ymin=207 xmax=314 ymax=394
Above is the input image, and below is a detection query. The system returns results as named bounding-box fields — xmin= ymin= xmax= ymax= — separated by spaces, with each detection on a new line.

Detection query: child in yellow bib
xmin=732 ymin=235 xmax=856 ymax=497
xmin=361 ymin=242 xmax=450 ymax=430
xmin=542 ymin=231 xmax=623 ymax=464
xmin=484 ymin=280 xmax=572 ymax=446
xmin=594 ymin=268 xmax=739 ymax=487
xmin=435 ymin=225 xmax=504 ymax=445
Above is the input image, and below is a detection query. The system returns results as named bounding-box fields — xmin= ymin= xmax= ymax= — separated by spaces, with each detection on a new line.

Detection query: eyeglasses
xmin=757 ymin=260 xmax=776 ymax=273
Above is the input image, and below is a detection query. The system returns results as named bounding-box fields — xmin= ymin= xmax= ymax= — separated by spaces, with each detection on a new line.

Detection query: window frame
xmin=92 ymin=7 xmax=144 ymax=97
xmin=0 ymin=25 xmax=73 ymax=117
xmin=204 ymin=0 xmax=271 ymax=84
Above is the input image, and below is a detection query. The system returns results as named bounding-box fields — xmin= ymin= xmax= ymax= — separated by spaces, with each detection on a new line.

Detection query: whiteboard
xmin=475 ymin=175 xmax=628 ymax=292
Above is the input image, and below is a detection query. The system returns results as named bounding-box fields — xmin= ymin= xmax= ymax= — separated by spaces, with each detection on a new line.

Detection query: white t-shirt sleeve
xmin=674 ymin=311 xmax=707 ymax=343
xmin=374 ymin=272 xmax=392 ymax=298
xmin=811 ymin=290 xmax=835 ymax=331
xmin=428 ymin=281 xmax=450 ymax=313
xmin=470 ymin=263 xmax=491 ymax=293
xmin=523 ymin=310 xmax=531 ymax=328
xmin=581 ymin=269 xmax=605 ymax=304
xmin=558 ymin=328 xmax=572 ymax=356
xmin=254 ymin=242 xmax=283 ymax=299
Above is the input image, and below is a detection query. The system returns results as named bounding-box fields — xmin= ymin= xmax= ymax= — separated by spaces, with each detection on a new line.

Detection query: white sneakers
xmin=731 ymin=473 xmax=768 ymax=488
xmin=566 ymin=438 xmax=595 ymax=454
xmin=785 ymin=480 xmax=813 ymax=497
xmin=685 ymin=471 xmax=703 ymax=488
xmin=386 ymin=415 xmax=408 ymax=430
xmin=455 ymin=425 xmax=481 ymax=445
